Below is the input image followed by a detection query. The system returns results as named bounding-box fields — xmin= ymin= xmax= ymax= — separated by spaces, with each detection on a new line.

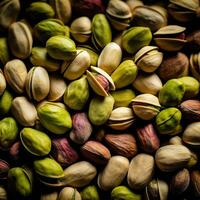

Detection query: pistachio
xmin=190 ymin=170 xmax=200 ymax=198
xmin=0 ymin=38 xmax=10 ymax=65
xmin=98 ymin=156 xmax=129 ymax=191
xmin=58 ymin=187 xmax=81 ymax=200
xmin=0 ymin=70 xmax=6 ymax=96
xmin=0 ymin=186 xmax=7 ymax=200
xmin=0 ymin=159 xmax=10 ymax=180
xmin=0 ymin=90 xmax=13 ymax=117
xmin=127 ymin=0 xmax=144 ymax=13
xmin=169 ymin=136 xmax=183 ymax=145
xmin=190 ymin=52 xmax=200 ymax=81
xmin=9 ymin=141 xmax=21 ymax=162
xmin=40 ymin=192 xmax=58 ymax=200
xmin=81 ymin=185 xmax=100 ymax=200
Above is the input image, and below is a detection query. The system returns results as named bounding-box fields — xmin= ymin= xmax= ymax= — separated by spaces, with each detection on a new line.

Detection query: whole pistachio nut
xmin=81 ymin=185 xmax=100 ymax=200
xmin=127 ymin=153 xmax=154 ymax=190
xmin=98 ymin=156 xmax=129 ymax=191
xmin=64 ymin=76 xmax=89 ymax=110
xmin=34 ymin=19 xmax=69 ymax=43
xmin=0 ymin=185 xmax=7 ymax=200
xmin=91 ymin=14 xmax=112 ymax=50
xmin=122 ymin=27 xmax=152 ymax=54
xmin=104 ymin=133 xmax=137 ymax=158
xmin=134 ymin=46 xmax=163 ymax=73
xmin=30 ymin=47 xmax=61 ymax=72
xmin=0 ymin=38 xmax=10 ymax=65
xmin=133 ymin=73 xmax=162 ymax=95
xmin=8 ymin=21 xmax=33 ymax=59
xmin=190 ymin=170 xmax=200 ymax=198
xmin=11 ymin=96 xmax=38 ymax=127
xmin=98 ymin=42 xmax=122 ymax=75
xmin=61 ymin=50 xmax=91 ymax=80
xmin=106 ymin=0 xmax=132 ymax=31
xmin=154 ymin=25 xmax=187 ymax=51
xmin=0 ymin=90 xmax=13 ymax=117
xmin=63 ymin=161 xmax=97 ymax=187
xmin=58 ymin=187 xmax=81 ymax=200
xmin=70 ymin=17 xmax=92 ymax=43
xmin=159 ymin=79 xmax=185 ymax=107
xmin=0 ymin=0 xmax=20 ymax=30
xmin=4 ymin=59 xmax=27 ymax=94
xmin=131 ymin=94 xmax=161 ymax=120
xmin=0 ymin=69 xmax=6 ymax=96
xmin=89 ymin=94 xmax=114 ymax=126
xmin=37 ymin=102 xmax=72 ymax=134
xmin=20 ymin=128 xmax=51 ymax=156
xmin=155 ymin=107 xmax=182 ymax=135
xmin=0 ymin=117 xmax=18 ymax=150
xmin=155 ymin=145 xmax=191 ymax=172
xmin=40 ymin=191 xmax=58 ymax=200
xmin=190 ymin=52 xmax=200 ymax=81
xmin=0 ymin=159 xmax=10 ymax=180
xmin=111 ymin=60 xmax=138 ymax=89
xmin=111 ymin=186 xmax=141 ymax=200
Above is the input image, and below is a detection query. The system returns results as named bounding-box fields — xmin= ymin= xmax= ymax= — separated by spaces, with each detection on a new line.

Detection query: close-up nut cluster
xmin=0 ymin=0 xmax=200 ymax=200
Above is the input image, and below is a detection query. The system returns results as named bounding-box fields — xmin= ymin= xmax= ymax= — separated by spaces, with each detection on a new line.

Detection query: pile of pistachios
xmin=0 ymin=0 xmax=200 ymax=199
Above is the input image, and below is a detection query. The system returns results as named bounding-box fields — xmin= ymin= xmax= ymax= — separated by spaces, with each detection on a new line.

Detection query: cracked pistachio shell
xmin=0 ymin=70 xmax=6 ymax=95
xmin=61 ymin=50 xmax=91 ymax=80
xmin=20 ymin=128 xmax=51 ymax=156
xmin=190 ymin=52 xmax=200 ymax=82
xmin=63 ymin=161 xmax=97 ymax=187
xmin=0 ymin=186 xmax=7 ymax=200
xmin=37 ymin=102 xmax=72 ymax=134
xmin=64 ymin=76 xmax=89 ymax=110
xmin=8 ymin=21 xmax=33 ymax=59
xmin=89 ymin=95 xmax=114 ymax=126
xmin=25 ymin=66 xmax=50 ymax=102
xmin=30 ymin=47 xmax=61 ymax=72
xmin=155 ymin=145 xmax=191 ymax=172
xmin=4 ymin=59 xmax=27 ymax=94
xmin=0 ymin=38 xmax=10 ymax=65
xmin=0 ymin=0 xmax=20 ymax=30
xmin=133 ymin=73 xmax=162 ymax=95
xmin=81 ymin=185 xmax=100 ymax=200
xmin=0 ymin=117 xmax=18 ymax=150
xmin=46 ymin=35 xmax=76 ymax=60
xmin=0 ymin=90 xmax=13 ymax=117
xmin=8 ymin=167 xmax=32 ymax=197
xmin=159 ymin=79 xmax=185 ymax=107
xmin=58 ymin=187 xmax=81 ymax=200
xmin=40 ymin=192 xmax=58 ymax=200
xmin=122 ymin=27 xmax=152 ymax=54
xmin=92 ymin=14 xmax=112 ymax=50
xmin=111 ymin=186 xmax=141 ymax=200
xmin=11 ymin=96 xmax=37 ymax=127
xmin=156 ymin=107 xmax=182 ymax=135
xmin=111 ymin=60 xmax=138 ymax=89
xmin=98 ymin=156 xmax=129 ymax=191
xmin=98 ymin=42 xmax=122 ymax=75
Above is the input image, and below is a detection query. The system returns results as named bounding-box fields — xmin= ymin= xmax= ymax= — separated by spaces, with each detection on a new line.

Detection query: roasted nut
xmin=58 ymin=187 xmax=81 ymax=200
xmin=190 ymin=170 xmax=200 ymax=198
xmin=0 ymin=159 xmax=10 ymax=180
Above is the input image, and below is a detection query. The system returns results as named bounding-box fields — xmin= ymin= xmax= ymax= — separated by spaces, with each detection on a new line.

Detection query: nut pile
xmin=0 ymin=0 xmax=200 ymax=199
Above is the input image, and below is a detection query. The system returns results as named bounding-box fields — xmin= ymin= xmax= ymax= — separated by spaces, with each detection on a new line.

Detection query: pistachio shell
xmin=81 ymin=185 xmax=100 ymax=200
xmin=0 ymin=70 xmax=6 ymax=96
xmin=0 ymin=38 xmax=10 ymax=65
xmin=40 ymin=192 xmax=58 ymax=200
xmin=154 ymin=25 xmax=186 ymax=35
xmin=170 ymin=0 xmax=199 ymax=11
xmin=190 ymin=52 xmax=200 ymax=82
xmin=58 ymin=187 xmax=81 ymax=200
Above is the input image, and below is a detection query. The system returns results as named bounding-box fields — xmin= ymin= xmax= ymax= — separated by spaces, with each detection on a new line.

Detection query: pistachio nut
xmin=70 ymin=17 xmax=92 ymax=43
xmin=63 ymin=161 xmax=97 ymax=187
xmin=107 ymin=107 xmax=136 ymax=130
xmin=155 ymin=145 xmax=191 ymax=172
xmin=0 ymin=38 xmax=10 ymax=65
xmin=168 ymin=136 xmax=183 ymax=145
xmin=4 ymin=59 xmax=27 ymax=94
xmin=40 ymin=192 xmax=58 ymax=200
xmin=131 ymin=94 xmax=161 ymax=120
xmin=37 ymin=102 xmax=72 ymax=134
xmin=64 ymin=76 xmax=89 ymax=110
xmin=111 ymin=89 xmax=135 ymax=108
xmin=0 ymin=70 xmax=6 ymax=96
xmin=81 ymin=185 xmax=100 ymax=200
xmin=20 ymin=128 xmax=51 ymax=156
xmin=46 ymin=35 xmax=76 ymax=61
xmin=190 ymin=170 xmax=200 ymax=198
xmin=154 ymin=25 xmax=187 ymax=51
xmin=106 ymin=0 xmax=132 ymax=31
xmin=111 ymin=186 xmax=141 ymax=200
xmin=87 ymin=66 xmax=115 ymax=96
xmin=190 ymin=52 xmax=200 ymax=81
xmin=61 ymin=50 xmax=91 ymax=80
xmin=91 ymin=14 xmax=112 ymax=50
xmin=8 ymin=21 xmax=33 ymax=59
xmin=98 ymin=42 xmax=122 ymax=75
xmin=0 ymin=117 xmax=18 ymax=150
xmin=122 ymin=27 xmax=152 ymax=54
xmin=0 ymin=90 xmax=13 ymax=117
xmin=0 ymin=185 xmax=7 ymax=200
xmin=11 ymin=96 xmax=38 ymax=127
xmin=30 ymin=47 xmax=61 ymax=72
xmin=111 ymin=60 xmax=138 ymax=89
xmin=9 ymin=141 xmax=22 ymax=162
xmin=178 ymin=76 xmax=199 ymax=99
xmin=127 ymin=0 xmax=144 ymax=13
xmin=98 ymin=156 xmax=129 ymax=191
xmin=134 ymin=46 xmax=163 ymax=73
xmin=0 ymin=0 xmax=20 ymax=30
xmin=182 ymin=122 xmax=200 ymax=148
xmin=89 ymin=95 xmax=114 ymax=126
xmin=0 ymin=159 xmax=10 ymax=180
xmin=127 ymin=153 xmax=154 ymax=190
xmin=49 ymin=0 xmax=71 ymax=24
xmin=155 ymin=107 xmax=182 ymax=135
xmin=58 ymin=187 xmax=81 ymax=200
xmin=34 ymin=19 xmax=69 ymax=43
xmin=159 ymin=79 xmax=185 ymax=107
xmin=133 ymin=73 xmax=163 ymax=95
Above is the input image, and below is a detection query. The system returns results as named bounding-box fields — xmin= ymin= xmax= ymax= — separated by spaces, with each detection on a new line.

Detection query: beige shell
xmin=190 ymin=52 xmax=200 ymax=81
xmin=58 ymin=187 xmax=81 ymax=200
xmin=40 ymin=192 xmax=58 ymax=200
xmin=170 ymin=0 xmax=199 ymax=11
xmin=154 ymin=25 xmax=186 ymax=35
xmin=0 ymin=69 xmax=6 ymax=95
